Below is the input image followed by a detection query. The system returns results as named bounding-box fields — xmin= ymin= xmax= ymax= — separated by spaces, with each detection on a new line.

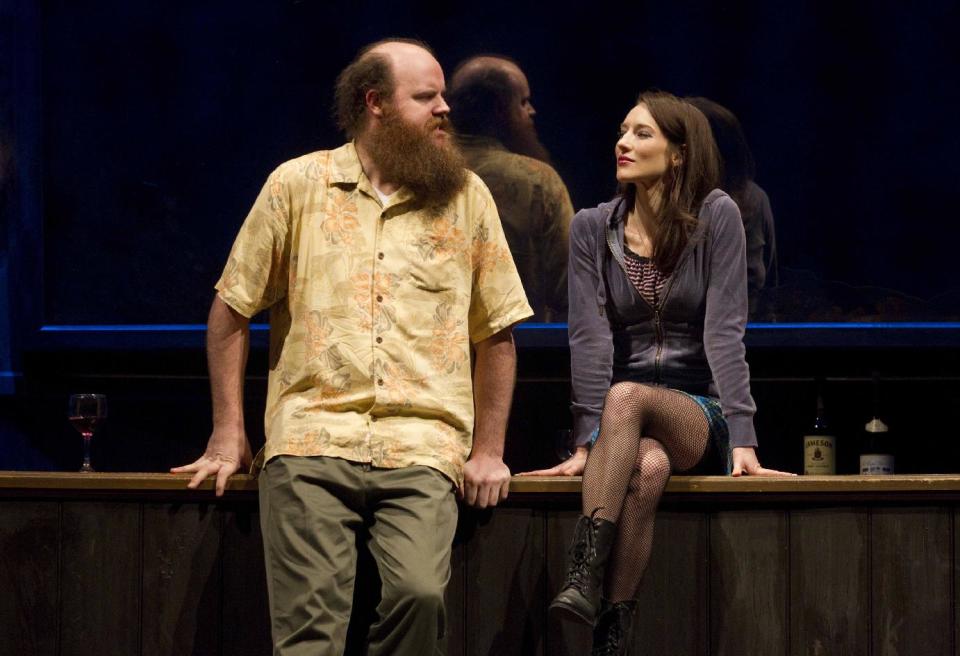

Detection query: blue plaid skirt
xmin=590 ymin=389 xmax=732 ymax=474
xmin=677 ymin=391 xmax=732 ymax=474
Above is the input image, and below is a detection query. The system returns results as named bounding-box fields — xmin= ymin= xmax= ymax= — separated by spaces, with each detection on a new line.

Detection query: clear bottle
xmin=803 ymin=391 xmax=836 ymax=475
xmin=860 ymin=375 xmax=894 ymax=475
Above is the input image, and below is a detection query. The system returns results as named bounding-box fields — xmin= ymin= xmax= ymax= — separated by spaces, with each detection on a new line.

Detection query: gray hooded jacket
xmin=569 ymin=189 xmax=758 ymax=449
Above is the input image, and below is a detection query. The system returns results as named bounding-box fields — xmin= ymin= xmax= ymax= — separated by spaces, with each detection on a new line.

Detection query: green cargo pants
xmin=259 ymin=455 xmax=458 ymax=656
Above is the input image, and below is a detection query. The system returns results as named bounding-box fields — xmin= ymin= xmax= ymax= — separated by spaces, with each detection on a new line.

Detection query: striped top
xmin=623 ymin=245 xmax=668 ymax=307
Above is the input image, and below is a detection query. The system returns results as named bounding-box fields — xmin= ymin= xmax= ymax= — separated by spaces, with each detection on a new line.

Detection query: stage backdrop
xmin=7 ymin=0 xmax=960 ymax=330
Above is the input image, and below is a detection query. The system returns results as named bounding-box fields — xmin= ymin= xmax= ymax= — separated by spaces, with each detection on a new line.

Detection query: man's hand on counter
xmin=459 ymin=453 xmax=512 ymax=509
xmin=170 ymin=426 xmax=252 ymax=496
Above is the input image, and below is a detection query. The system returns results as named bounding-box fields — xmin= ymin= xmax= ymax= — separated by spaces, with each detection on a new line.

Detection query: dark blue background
xmin=2 ymin=1 xmax=959 ymax=473
xmin=4 ymin=0 xmax=958 ymax=328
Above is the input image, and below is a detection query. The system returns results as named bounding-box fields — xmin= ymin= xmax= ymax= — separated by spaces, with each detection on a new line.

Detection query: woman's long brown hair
xmin=622 ymin=91 xmax=721 ymax=273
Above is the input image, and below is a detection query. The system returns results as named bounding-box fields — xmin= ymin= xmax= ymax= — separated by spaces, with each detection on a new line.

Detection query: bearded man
xmin=448 ymin=56 xmax=574 ymax=322
xmin=173 ymin=39 xmax=532 ymax=656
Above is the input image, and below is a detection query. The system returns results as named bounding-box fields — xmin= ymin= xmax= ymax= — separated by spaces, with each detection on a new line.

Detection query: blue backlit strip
xmin=38 ymin=322 xmax=960 ymax=332
xmin=41 ymin=324 xmax=269 ymax=332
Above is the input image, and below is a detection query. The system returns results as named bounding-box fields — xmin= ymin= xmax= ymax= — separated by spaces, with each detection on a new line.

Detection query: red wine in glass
xmin=68 ymin=416 xmax=101 ymax=437
xmin=68 ymin=394 xmax=107 ymax=472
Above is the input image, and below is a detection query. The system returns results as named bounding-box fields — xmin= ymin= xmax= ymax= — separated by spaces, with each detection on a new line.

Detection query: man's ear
xmin=365 ymin=89 xmax=385 ymax=118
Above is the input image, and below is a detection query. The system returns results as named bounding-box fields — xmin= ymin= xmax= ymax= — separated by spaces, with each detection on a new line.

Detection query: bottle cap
xmin=865 ymin=417 xmax=888 ymax=433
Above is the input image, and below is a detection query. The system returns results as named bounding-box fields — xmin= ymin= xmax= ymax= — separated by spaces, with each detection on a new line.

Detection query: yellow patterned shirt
xmin=215 ymin=143 xmax=533 ymax=485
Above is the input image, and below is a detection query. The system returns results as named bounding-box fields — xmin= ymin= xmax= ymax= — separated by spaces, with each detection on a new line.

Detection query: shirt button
xmin=376 ymin=295 xmax=383 ymax=303
xmin=377 ymin=252 xmax=384 ymax=260
xmin=377 ymin=378 xmax=384 ymax=386
xmin=376 ymin=336 xmax=383 ymax=344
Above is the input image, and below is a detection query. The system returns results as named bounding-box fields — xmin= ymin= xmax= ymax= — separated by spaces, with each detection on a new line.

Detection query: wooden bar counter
xmin=2 ymin=472 xmax=958 ymax=655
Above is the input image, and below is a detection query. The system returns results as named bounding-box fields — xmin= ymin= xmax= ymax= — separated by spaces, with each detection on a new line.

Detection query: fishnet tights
xmin=581 ymin=382 xmax=710 ymax=602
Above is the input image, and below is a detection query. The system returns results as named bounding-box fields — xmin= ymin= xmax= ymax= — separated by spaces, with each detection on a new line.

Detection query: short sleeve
xmin=214 ymin=169 xmax=291 ymax=318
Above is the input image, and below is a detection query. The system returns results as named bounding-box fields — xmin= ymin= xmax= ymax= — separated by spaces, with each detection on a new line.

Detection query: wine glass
xmin=68 ymin=394 xmax=107 ymax=472
xmin=554 ymin=428 xmax=574 ymax=462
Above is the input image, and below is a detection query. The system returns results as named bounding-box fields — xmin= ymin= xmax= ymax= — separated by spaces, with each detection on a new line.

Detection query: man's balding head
xmin=449 ymin=56 xmax=526 ymax=93
xmin=448 ymin=55 xmax=550 ymax=162
xmin=334 ymin=38 xmax=437 ymax=139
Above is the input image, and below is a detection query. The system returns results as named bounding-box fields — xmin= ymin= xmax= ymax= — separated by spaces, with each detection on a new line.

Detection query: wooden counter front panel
xmin=0 ymin=501 xmax=59 ymax=656
xmin=462 ymin=507 xmax=545 ymax=656
xmin=711 ymin=511 xmax=789 ymax=655
xmin=872 ymin=508 xmax=952 ymax=656
xmin=634 ymin=512 xmax=709 ymax=655
xmin=141 ymin=503 xmax=221 ymax=656
xmin=220 ymin=506 xmax=272 ymax=655
xmin=1 ymin=496 xmax=959 ymax=655
xmin=60 ymin=501 xmax=141 ymax=656
xmin=790 ymin=508 xmax=870 ymax=656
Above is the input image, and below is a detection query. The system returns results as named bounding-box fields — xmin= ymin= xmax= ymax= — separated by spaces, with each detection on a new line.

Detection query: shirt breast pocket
xmin=406 ymin=251 xmax=467 ymax=294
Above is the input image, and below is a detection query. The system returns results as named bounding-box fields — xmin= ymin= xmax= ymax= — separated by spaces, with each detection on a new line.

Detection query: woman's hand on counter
xmin=731 ymin=446 xmax=796 ymax=477
xmin=517 ymin=446 xmax=589 ymax=476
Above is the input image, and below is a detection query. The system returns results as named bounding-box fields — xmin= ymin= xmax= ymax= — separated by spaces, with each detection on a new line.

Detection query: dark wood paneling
xmin=710 ymin=510 xmax=788 ymax=656
xmin=3 ymin=484 xmax=959 ymax=655
xmin=141 ymin=502 xmax=222 ymax=656
xmin=872 ymin=508 xmax=952 ymax=656
xmin=545 ymin=510 xmax=593 ymax=656
xmin=465 ymin=507 xmax=546 ymax=656
xmin=220 ymin=505 xmax=271 ymax=656
xmin=789 ymin=508 xmax=869 ymax=656
xmin=444 ymin=535 xmax=467 ymax=656
xmin=60 ymin=501 xmax=141 ymax=656
xmin=0 ymin=501 xmax=59 ymax=656
xmin=634 ymin=511 xmax=709 ymax=655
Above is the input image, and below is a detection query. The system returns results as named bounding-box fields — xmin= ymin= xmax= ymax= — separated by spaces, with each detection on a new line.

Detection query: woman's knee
xmin=631 ymin=443 xmax=672 ymax=491
xmin=603 ymin=382 xmax=654 ymax=419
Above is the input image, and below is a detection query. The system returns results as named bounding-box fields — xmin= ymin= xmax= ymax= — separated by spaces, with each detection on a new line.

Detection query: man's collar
xmin=330 ymin=141 xmax=415 ymax=207
xmin=330 ymin=141 xmax=364 ymax=185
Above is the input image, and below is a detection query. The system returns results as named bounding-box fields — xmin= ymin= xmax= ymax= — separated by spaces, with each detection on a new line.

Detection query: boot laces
xmin=593 ymin=606 xmax=626 ymax=656
xmin=594 ymin=623 xmax=623 ymax=656
xmin=564 ymin=509 xmax=603 ymax=593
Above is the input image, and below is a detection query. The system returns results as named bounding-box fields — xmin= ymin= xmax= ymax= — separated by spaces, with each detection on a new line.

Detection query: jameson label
xmin=803 ymin=435 xmax=836 ymax=475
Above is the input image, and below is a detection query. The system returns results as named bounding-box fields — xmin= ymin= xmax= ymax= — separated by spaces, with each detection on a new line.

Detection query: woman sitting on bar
xmin=522 ymin=90 xmax=791 ymax=654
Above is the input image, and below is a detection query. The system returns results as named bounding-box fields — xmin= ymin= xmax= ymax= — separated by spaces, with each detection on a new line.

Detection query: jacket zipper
xmin=606 ymin=222 xmax=681 ymax=384
xmin=653 ymin=276 xmax=679 ymax=383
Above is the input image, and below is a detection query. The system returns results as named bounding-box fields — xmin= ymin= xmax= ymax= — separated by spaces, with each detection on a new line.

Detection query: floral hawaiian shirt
xmin=215 ymin=142 xmax=533 ymax=485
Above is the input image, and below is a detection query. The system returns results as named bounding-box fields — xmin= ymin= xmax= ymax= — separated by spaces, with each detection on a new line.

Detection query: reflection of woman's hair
xmin=623 ymin=91 xmax=720 ymax=273
xmin=686 ymin=97 xmax=758 ymax=216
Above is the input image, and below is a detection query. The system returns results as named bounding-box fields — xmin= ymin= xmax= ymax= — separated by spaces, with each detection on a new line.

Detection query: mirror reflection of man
xmin=173 ymin=39 xmax=532 ymax=655
xmin=449 ymin=56 xmax=574 ymax=322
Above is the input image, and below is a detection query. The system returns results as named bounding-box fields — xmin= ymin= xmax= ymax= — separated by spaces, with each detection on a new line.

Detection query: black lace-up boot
xmin=549 ymin=511 xmax=618 ymax=624
xmin=591 ymin=599 xmax=637 ymax=656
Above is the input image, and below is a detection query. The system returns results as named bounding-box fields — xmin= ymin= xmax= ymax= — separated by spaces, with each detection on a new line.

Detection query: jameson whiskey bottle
xmin=803 ymin=392 xmax=836 ymax=475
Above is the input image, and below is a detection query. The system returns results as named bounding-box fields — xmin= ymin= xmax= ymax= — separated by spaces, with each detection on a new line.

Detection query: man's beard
xmin=370 ymin=110 xmax=468 ymax=216
xmin=503 ymin=116 xmax=552 ymax=164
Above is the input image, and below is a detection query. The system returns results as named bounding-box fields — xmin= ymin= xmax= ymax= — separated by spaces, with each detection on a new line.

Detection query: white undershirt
xmin=374 ymin=185 xmax=398 ymax=206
